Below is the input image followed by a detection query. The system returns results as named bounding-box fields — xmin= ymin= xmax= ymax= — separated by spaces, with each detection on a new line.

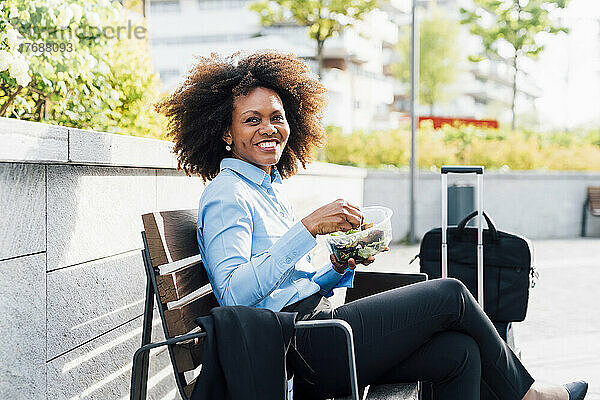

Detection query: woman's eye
xmin=245 ymin=117 xmax=259 ymax=123
xmin=273 ymin=115 xmax=284 ymax=121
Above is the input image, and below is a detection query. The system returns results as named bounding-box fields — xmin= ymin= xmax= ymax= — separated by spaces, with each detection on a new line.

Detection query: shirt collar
xmin=220 ymin=157 xmax=282 ymax=186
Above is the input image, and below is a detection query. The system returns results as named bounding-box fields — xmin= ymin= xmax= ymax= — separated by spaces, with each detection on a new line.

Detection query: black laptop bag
xmin=418 ymin=211 xmax=537 ymax=322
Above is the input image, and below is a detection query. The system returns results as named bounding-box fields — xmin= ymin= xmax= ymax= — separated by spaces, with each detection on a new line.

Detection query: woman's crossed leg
xmin=293 ymin=278 xmax=533 ymax=399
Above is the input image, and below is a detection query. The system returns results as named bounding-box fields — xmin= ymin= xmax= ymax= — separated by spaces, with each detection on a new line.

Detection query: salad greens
xmin=327 ymin=222 xmax=387 ymax=263
xmin=330 ymin=228 xmax=360 ymax=236
xmin=330 ymin=222 xmax=373 ymax=236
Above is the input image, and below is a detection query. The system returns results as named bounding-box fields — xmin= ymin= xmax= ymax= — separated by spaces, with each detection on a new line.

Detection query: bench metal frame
xmin=130 ymin=231 xmax=361 ymax=400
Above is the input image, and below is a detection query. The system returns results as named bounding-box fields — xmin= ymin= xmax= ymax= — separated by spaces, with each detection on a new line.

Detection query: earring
xmin=225 ymin=144 xmax=231 ymax=151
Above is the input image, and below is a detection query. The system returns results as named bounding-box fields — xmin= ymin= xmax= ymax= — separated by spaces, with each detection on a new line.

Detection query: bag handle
xmin=455 ymin=211 xmax=499 ymax=242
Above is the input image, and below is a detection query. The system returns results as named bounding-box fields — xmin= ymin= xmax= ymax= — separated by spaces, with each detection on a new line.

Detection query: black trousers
xmin=286 ymin=278 xmax=534 ymax=400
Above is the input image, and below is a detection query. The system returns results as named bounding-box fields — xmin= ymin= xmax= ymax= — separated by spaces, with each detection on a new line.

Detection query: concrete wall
xmin=0 ymin=118 xmax=365 ymax=399
xmin=364 ymin=169 xmax=600 ymax=241
xmin=1 ymin=117 xmax=599 ymax=399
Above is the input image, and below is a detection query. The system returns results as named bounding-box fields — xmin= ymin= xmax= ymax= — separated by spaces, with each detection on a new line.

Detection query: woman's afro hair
xmin=155 ymin=50 xmax=329 ymax=182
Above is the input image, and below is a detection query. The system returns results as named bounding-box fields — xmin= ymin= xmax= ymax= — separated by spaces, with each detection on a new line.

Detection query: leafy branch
xmin=460 ymin=0 xmax=569 ymax=129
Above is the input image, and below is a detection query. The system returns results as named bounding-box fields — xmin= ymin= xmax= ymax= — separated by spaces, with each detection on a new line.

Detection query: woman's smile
xmin=256 ymin=139 xmax=280 ymax=151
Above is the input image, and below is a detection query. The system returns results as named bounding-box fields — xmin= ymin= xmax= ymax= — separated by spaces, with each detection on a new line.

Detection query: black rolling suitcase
xmin=417 ymin=166 xmax=537 ymax=348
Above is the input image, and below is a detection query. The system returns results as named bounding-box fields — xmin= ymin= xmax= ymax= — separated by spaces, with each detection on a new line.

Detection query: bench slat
xmin=589 ymin=187 xmax=600 ymax=215
xmin=156 ymin=260 xmax=210 ymax=303
xmin=142 ymin=210 xmax=199 ymax=268
xmin=164 ymin=291 xmax=219 ymax=337
xmin=173 ymin=339 xmax=204 ymax=373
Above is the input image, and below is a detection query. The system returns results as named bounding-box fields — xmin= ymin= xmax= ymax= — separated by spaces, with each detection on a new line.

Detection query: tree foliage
xmin=392 ymin=8 xmax=461 ymax=115
xmin=460 ymin=0 xmax=569 ymax=130
xmin=248 ymin=0 xmax=378 ymax=77
xmin=0 ymin=0 xmax=165 ymax=138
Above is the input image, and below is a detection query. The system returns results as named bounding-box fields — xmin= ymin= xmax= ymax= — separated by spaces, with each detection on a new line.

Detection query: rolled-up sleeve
xmin=199 ymin=188 xmax=317 ymax=307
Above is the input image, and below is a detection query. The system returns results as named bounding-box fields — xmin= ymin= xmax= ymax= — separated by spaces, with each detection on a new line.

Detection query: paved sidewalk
xmin=356 ymin=238 xmax=600 ymax=399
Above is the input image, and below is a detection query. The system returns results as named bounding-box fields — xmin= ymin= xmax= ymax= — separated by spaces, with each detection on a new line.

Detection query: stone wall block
xmin=363 ymin=171 xmax=600 ymax=241
xmin=46 ymin=165 xmax=156 ymax=270
xmin=0 ymin=163 xmax=46 ymax=260
xmin=0 ymin=117 xmax=68 ymax=162
xmin=47 ymin=251 xmax=147 ymax=359
xmin=156 ymin=169 xmax=206 ymax=211
xmin=0 ymin=254 xmax=46 ymax=400
xmin=69 ymin=128 xmax=177 ymax=169
xmin=47 ymin=316 xmax=177 ymax=400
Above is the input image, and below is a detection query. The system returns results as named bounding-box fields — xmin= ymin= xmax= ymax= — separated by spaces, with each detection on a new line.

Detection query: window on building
xmin=197 ymin=0 xmax=248 ymax=9
xmin=159 ymin=69 xmax=181 ymax=81
xmin=150 ymin=33 xmax=253 ymax=46
xmin=150 ymin=0 xmax=181 ymax=13
xmin=474 ymin=97 xmax=488 ymax=106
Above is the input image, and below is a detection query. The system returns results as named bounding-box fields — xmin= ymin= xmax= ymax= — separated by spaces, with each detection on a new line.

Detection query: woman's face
xmin=223 ymin=86 xmax=290 ymax=175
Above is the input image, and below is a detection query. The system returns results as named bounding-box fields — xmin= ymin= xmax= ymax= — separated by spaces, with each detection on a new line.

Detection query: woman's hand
xmin=330 ymin=254 xmax=374 ymax=273
xmin=301 ymin=199 xmax=364 ymax=237
xmin=329 ymin=247 xmax=390 ymax=274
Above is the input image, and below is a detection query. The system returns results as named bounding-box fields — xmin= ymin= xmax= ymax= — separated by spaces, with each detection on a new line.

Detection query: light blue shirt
xmin=197 ymin=157 xmax=355 ymax=311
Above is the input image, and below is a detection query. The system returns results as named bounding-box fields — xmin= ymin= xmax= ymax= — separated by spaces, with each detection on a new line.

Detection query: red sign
xmin=418 ymin=116 xmax=499 ymax=129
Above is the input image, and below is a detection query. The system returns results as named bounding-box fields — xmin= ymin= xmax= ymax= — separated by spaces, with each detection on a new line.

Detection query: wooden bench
xmin=130 ymin=209 xmax=426 ymax=400
xmin=581 ymin=186 xmax=600 ymax=237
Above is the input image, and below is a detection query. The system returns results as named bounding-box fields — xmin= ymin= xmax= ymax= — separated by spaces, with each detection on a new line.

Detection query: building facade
xmin=147 ymin=0 xmax=409 ymax=133
xmin=147 ymin=0 xmax=546 ymax=131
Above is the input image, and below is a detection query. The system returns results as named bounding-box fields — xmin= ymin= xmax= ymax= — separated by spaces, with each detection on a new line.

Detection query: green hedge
xmin=319 ymin=122 xmax=600 ymax=171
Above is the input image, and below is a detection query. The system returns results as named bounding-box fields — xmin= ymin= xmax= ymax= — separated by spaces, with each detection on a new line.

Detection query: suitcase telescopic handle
xmin=441 ymin=165 xmax=485 ymax=308
xmin=441 ymin=166 xmax=484 ymax=174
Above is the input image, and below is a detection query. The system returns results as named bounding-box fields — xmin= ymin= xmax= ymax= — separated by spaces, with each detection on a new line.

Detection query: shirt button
xmin=279 ymin=211 xmax=285 ymax=217
xmin=285 ymin=256 xmax=292 ymax=264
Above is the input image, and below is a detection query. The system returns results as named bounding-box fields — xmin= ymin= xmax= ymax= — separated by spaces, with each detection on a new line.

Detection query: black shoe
xmin=564 ymin=381 xmax=588 ymax=400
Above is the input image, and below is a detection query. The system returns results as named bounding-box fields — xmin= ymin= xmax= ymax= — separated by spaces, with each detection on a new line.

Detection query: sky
xmin=534 ymin=0 xmax=600 ymax=130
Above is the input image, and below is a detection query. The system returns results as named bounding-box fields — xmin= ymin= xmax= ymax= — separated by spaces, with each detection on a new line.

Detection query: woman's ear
xmin=222 ymin=130 xmax=232 ymax=145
